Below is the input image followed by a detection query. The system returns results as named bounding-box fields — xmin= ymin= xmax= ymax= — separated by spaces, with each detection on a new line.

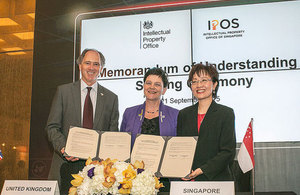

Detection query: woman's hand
xmin=181 ymin=168 xmax=203 ymax=180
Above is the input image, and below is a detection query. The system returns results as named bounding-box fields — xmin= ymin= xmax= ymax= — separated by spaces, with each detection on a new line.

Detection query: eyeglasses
xmin=190 ymin=78 xmax=212 ymax=85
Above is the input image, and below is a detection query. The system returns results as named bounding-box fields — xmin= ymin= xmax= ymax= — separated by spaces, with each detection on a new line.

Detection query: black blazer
xmin=177 ymin=101 xmax=236 ymax=181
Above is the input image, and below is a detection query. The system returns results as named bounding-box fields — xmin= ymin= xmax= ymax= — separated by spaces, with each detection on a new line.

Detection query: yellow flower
xmin=102 ymin=158 xmax=117 ymax=167
xmin=86 ymin=157 xmax=103 ymax=165
xmin=102 ymin=158 xmax=117 ymax=188
xmin=85 ymin=157 xmax=93 ymax=166
xmin=154 ymin=177 xmax=164 ymax=189
xmin=68 ymin=186 xmax=77 ymax=195
xmin=103 ymin=164 xmax=117 ymax=177
xmin=120 ymin=180 xmax=132 ymax=188
xmin=119 ymin=187 xmax=131 ymax=194
xmin=70 ymin=174 xmax=84 ymax=187
xmin=131 ymin=160 xmax=145 ymax=169
xmin=119 ymin=180 xmax=132 ymax=194
xmin=102 ymin=175 xmax=116 ymax=188
xmin=122 ymin=165 xmax=136 ymax=180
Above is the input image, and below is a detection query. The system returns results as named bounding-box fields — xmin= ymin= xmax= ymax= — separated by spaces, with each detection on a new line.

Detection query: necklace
xmin=146 ymin=110 xmax=159 ymax=114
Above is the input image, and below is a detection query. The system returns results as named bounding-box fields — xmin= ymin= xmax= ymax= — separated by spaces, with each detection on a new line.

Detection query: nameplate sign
xmin=170 ymin=181 xmax=235 ymax=195
xmin=1 ymin=180 xmax=59 ymax=195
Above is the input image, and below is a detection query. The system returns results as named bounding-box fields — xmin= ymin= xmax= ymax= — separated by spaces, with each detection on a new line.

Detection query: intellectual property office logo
xmin=140 ymin=20 xmax=171 ymax=49
xmin=208 ymin=18 xmax=239 ymax=30
xmin=143 ymin=21 xmax=153 ymax=29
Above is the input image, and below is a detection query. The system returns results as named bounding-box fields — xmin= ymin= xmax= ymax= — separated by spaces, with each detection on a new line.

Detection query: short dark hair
xmin=143 ymin=67 xmax=168 ymax=88
xmin=76 ymin=48 xmax=105 ymax=67
xmin=187 ymin=63 xmax=219 ymax=99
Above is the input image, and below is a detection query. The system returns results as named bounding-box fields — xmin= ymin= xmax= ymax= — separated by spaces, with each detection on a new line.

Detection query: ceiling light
xmin=13 ymin=32 xmax=34 ymax=40
xmin=0 ymin=18 xmax=19 ymax=26
xmin=27 ymin=13 xmax=35 ymax=19
xmin=2 ymin=47 xmax=24 ymax=51
xmin=6 ymin=51 xmax=26 ymax=55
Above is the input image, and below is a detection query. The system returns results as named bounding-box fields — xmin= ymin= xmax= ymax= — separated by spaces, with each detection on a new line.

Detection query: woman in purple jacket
xmin=121 ymin=67 xmax=179 ymax=145
xmin=120 ymin=67 xmax=178 ymax=192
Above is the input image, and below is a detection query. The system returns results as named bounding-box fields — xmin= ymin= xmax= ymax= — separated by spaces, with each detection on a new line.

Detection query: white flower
xmin=114 ymin=161 xmax=133 ymax=183
xmin=71 ymin=160 xmax=159 ymax=195
xmin=131 ymin=169 xmax=158 ymax=195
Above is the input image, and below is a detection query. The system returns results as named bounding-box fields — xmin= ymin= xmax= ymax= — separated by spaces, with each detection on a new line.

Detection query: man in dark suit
xmin=45 ymin=49 xmax=119 ymax=193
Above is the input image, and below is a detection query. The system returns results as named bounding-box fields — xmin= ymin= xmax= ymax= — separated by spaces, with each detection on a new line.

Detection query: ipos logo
xmin=208 ymin=18 xmax=239 ymax=30
xmin=143 ymin=21 xmax=153 ymax=29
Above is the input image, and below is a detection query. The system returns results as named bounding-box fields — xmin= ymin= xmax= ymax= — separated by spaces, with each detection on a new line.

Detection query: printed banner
xmin=79 ymin=1 xmax=300 ymax=142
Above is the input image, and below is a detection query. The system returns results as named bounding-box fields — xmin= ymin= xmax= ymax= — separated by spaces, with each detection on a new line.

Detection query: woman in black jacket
xmin=177 ymin=63 xmax=236 ymax=181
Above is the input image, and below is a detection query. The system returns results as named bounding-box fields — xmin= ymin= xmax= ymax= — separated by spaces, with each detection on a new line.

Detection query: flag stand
xmin=237 ymin=118 xmax=255 ymax=194
xmin=251 ymin=168 xmax=255 ymax=195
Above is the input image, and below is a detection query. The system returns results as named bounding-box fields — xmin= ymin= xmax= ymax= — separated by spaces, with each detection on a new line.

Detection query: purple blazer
xmin=120 ymin=101 xmax=179 ymax=146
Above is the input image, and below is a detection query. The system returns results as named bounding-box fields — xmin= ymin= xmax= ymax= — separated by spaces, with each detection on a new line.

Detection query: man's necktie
xmin=83 ymin=87 xmax=93 ymax=129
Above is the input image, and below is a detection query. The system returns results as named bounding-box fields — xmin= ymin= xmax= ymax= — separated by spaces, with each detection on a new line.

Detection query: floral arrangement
xmin=68 ymin=158 xmax=163 ymax=195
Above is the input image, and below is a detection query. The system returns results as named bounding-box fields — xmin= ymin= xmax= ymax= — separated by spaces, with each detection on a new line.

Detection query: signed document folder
xmin=64 ymin=127 xmax=131 ymax=161
xmin=131 ymin=134 xmax=198 ymax=178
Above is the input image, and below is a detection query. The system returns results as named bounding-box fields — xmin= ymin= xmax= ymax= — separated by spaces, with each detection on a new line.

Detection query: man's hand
xmin=61 ymin=147 xmax=79 ymax=162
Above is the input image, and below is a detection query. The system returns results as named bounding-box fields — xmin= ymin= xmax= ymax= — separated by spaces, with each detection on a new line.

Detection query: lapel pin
xmin=138 ymin=109 xmax=143 ymax=121
xmin=160 ymin=111 xmax=165 ymax=123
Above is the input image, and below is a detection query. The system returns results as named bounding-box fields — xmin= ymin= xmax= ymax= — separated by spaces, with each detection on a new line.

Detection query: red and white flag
xmin=237 ymin=119 xmax=255 ymax=173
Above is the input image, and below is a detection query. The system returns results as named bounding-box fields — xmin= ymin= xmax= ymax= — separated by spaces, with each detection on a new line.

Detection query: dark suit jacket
xmin=45 ymin=80 xmax=119 ymax=183
xmin=177 ymin=101 xmax=236 ymax=181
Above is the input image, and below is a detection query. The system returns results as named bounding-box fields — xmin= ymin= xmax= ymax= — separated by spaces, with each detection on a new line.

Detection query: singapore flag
xmin=237 ymin=119 xmax=255 ymax=173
